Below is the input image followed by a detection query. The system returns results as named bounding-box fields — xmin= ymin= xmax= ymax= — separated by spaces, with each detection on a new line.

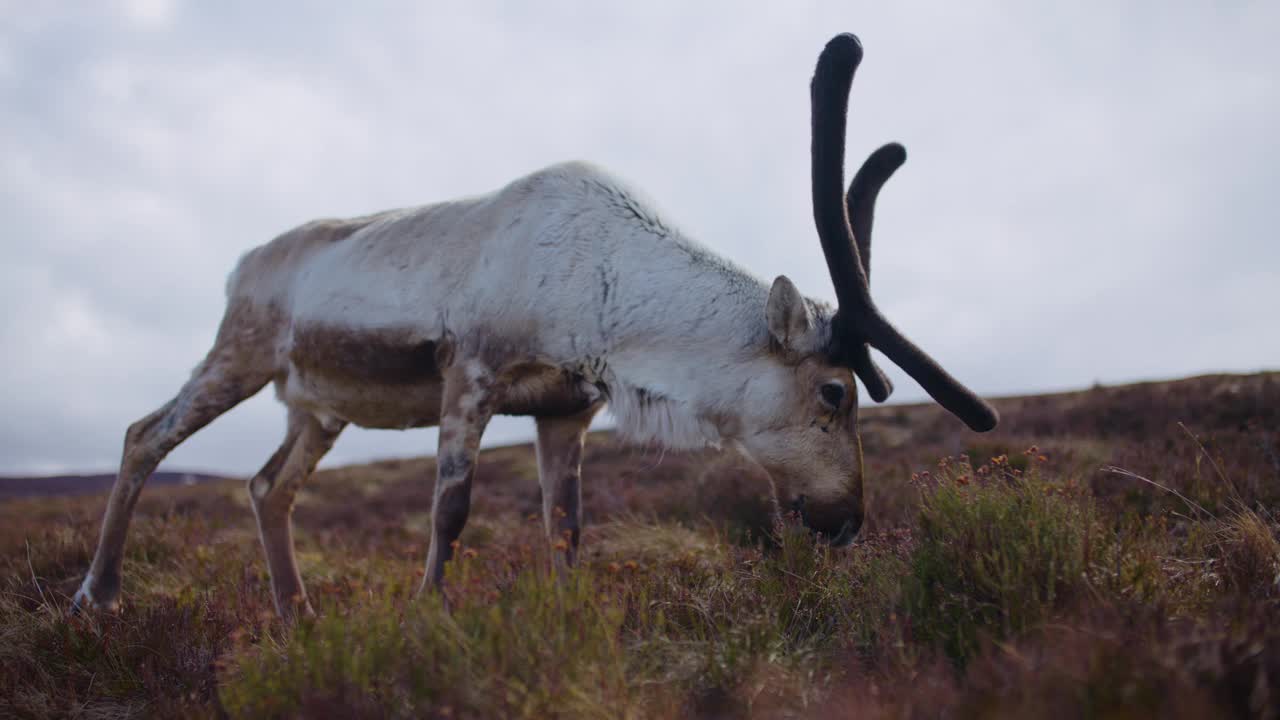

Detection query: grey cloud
xmin=1 ymin=2 xmax=1276 ymax=475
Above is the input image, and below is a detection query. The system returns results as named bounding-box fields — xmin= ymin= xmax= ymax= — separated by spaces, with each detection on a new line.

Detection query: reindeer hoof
xmin=70 ymin=575 xmax=119 ymax=615
xmin=276 ymin=595 xmax=317 ymax=623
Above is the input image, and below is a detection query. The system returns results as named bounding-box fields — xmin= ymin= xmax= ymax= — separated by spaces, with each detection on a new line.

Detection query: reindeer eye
xmin=819 ymin=381 xmax=846 ymax=409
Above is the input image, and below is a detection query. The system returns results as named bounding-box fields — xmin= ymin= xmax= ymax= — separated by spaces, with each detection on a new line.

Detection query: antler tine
xmin=810 ymin=33 xmax=872 ymax=316
xmin=849 ymin=344 xmax=893 ymax=403
xmin=848 ymin=142 xmax=906 ymax=285
xmin=862 ymin=314 xmax=999 ymax=431
xmin=844 ymin=143 xmax=906 ymax=403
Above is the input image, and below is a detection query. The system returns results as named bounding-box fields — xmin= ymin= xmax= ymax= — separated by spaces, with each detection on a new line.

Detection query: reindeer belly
xmin=279 ymin=324 xmax=599 ymax=428
xmin=281 ymin=324 xmax=446 ymax=429
xmin=282 ymin=371 xmax=445 ymax=429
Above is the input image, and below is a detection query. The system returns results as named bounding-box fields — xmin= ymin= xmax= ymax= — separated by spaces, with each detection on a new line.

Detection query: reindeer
xmin=73 ymin=33 xmax=997 ymax=619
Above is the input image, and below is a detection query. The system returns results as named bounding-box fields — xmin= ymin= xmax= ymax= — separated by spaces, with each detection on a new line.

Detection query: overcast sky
xmin=2 ymin=2 xmax=1276 ymax=476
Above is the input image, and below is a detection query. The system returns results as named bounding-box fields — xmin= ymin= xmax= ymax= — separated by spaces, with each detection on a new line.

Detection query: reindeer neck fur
xmin=522 ymin=164 xmax=837 ymax=451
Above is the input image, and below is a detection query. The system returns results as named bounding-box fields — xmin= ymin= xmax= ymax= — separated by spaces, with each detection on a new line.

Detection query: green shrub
xmin=903 ymin=455 xmax=1096 ymax=665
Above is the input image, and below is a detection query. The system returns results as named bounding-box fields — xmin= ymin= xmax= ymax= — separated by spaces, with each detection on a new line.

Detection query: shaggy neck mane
xmin=603 ymin=381 xmax=726 ymax=451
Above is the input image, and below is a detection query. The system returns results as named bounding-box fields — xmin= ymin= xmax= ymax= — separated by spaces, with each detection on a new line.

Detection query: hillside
xmin=0 ymin=471 xmax=224 ymax=500
xmin=1 ymin=372 xmax=1277 ymax=718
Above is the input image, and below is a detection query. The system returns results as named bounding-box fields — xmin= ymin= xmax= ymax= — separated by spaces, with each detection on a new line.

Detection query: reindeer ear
xmin=766 ymin=275 xmax=814 ymax=352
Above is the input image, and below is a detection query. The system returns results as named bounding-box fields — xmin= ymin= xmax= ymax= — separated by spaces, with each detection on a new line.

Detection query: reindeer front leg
xmin=534 ymin=407 xmax=599 ymax=571
xmin=420 ymin=360 xmax=498 ymax=593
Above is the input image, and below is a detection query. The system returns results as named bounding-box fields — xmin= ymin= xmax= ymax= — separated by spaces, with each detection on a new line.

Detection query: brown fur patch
xmin=496 ymin=364 xmax=598 ymax=417
xmin=291 ymin=325 xmax=442 ymax=386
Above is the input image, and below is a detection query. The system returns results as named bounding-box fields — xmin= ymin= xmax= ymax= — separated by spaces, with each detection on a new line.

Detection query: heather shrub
xmin=617 ymin=517 xmax=909 ymax=715
xmin=903 ymin=453 xmax=1096 ymax=665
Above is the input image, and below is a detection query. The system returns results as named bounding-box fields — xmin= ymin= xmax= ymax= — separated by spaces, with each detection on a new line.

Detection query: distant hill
xmin=2 ymin=371 xmax=1274 ymax=503
xmin=0 ymin=471 xmax=225 ymax=500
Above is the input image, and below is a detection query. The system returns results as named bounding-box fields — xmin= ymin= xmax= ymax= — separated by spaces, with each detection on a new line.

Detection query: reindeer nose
xmin=798 ymin=499 xmax=862 ymax=546
xmin=826 ymin=518 xmax=861 ymax=547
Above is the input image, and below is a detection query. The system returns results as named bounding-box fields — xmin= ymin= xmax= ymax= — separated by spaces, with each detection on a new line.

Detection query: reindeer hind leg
xmin=73 ymin=347 xmax=271 ymax=613
xmin=248 ymin=407 xmax=345 ymax=619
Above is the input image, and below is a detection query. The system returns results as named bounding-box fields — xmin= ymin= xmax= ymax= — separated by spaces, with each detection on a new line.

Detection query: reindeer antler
xmin=810 ymin=34 xmax=997 ymax=432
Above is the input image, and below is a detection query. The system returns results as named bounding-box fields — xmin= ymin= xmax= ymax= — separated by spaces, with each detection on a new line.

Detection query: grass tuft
xmin=221 ymin=563 xmax=633 ymax=719
xmin=1213 ymin=507 xmax=1280 ymax=599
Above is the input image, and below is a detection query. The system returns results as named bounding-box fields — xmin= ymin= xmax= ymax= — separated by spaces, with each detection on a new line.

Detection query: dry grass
xmin=1 ymin=371 xmax=1278 ymax=718
xmin=1214 ymin=508 xmax=1280 ymax=599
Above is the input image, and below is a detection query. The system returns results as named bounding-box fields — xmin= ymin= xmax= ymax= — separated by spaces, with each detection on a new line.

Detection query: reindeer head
xmin=739 ymin=33 xmax=998 ymax=545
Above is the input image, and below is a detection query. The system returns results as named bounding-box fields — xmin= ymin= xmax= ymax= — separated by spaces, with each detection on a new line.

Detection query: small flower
xmin=623 ymin=560 xmax=639 ymax=572
xmin=461 ymin=548 xmax=479 ymax=560
xmin=553 ymin=539 xmax=569 ymax=552
xmin=607 ymin=562 xmax=621 ymax=574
